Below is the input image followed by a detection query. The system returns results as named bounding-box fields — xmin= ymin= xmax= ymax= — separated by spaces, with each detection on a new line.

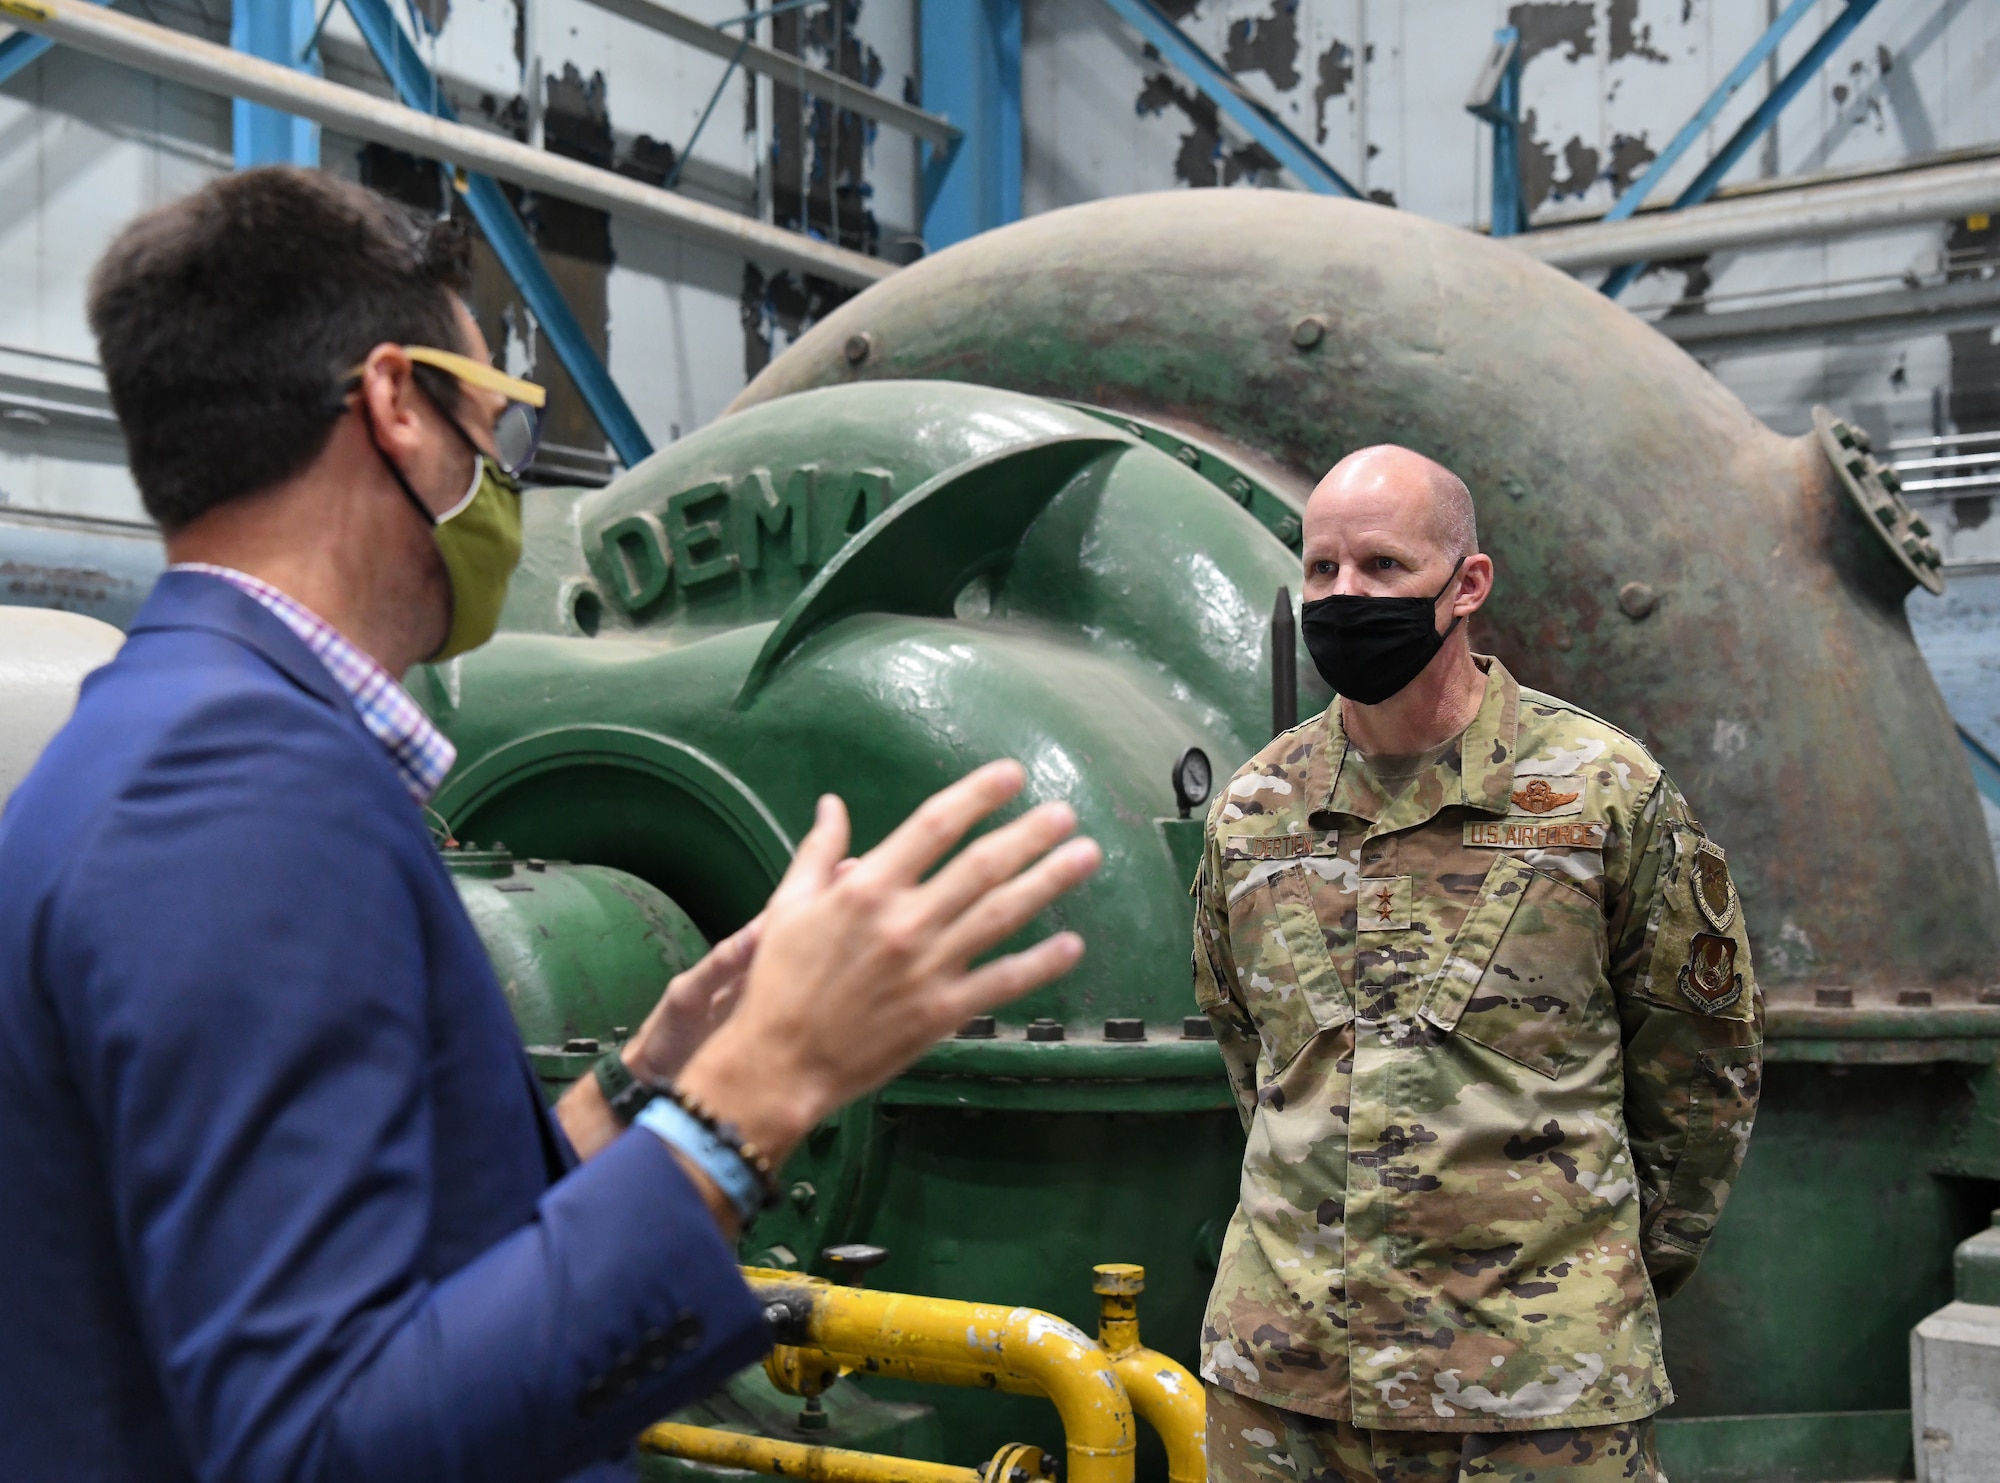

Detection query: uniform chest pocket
xmin=1222 ymin=855 xmax=1355 ymax=1073
xmin=1417 ymin=854 xmax=1607 ymax=1079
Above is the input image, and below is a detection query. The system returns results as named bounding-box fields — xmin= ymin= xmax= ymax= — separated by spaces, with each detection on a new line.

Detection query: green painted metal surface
xmin=431 ymin=198 xmax=2000 ymax=1478
xmin=427 ymin=378 xmax=1326 ymax=1473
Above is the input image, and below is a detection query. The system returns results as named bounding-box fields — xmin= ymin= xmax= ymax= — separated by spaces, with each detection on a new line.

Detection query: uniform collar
xmin=1311 ymin=654 xmax=1520 ymax=836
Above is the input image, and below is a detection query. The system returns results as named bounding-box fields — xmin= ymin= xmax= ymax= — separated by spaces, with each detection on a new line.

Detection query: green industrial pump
xmin=424 ymin=195 xmax=2000 ymax=1483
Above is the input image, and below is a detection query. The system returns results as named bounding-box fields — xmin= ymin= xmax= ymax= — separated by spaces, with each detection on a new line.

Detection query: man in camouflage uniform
xmin=1193 ymin=446 xmax=1762 ymax=1482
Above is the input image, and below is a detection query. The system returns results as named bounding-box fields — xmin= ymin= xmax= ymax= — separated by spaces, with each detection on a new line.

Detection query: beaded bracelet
xmin=660 ymin=1081 xmax=783 ymax=1212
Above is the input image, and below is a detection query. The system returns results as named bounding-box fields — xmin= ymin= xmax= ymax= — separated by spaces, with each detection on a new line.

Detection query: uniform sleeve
xmin=45 ymin=692 xmax=768 ymax=1483
xmin=1192 ymin=810 xmax=1259 ymax=1131
xmin=1607 ymin=773 xmax=1763 ymax=1302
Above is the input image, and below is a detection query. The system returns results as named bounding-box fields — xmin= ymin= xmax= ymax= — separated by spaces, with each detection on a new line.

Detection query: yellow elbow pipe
xmin=639 ymin=1422 xmax=981 ymax=1483
xmin=746 ymin=1269 xmax=1137 ymax=1483
xmin=1093 ymin=1265 xmax=1206 ymax=1483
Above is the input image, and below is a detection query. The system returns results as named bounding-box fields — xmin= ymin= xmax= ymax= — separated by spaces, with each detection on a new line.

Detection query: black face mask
xmin=1299 ymin=557 xmax=1465 ymax=706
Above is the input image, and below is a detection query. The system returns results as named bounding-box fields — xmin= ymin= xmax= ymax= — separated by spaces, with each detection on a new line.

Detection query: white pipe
xmin=1516 ymin=155 xmax=2000 ymax=272
xmin=0 ymin=0 xmax=895 ymax=289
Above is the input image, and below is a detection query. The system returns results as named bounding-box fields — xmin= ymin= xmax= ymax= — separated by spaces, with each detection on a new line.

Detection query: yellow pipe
xmin=1092 ymin=1265 xmax=1206 ymax=1483
xmin=745 ymin=1269 xmax=1136 ymax=1483
xmin=638 ymin=1422 xmax=980 ymax=1483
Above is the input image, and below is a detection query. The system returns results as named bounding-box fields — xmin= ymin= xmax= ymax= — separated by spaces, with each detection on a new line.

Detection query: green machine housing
xmin=428 ymin=193 xmax=2000 ymax=1483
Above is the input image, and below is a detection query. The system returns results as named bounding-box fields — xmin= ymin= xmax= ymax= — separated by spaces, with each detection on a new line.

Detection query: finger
xmin=765 ymin=795 xmax=850 ymax=913
xmin=928 ymin=837 xmax=1102 ymax=969
xmin=851 ymin=761 xmax=1026 ymax=889
xmin=936 ymin=932 xmax=1088 ymax=1025
xmin=913 ymin=801 xmax=1078 ymax=925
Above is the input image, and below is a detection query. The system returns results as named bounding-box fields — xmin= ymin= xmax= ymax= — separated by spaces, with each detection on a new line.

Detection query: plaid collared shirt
xmin=171 ymin=564 xmax=456 ymax=804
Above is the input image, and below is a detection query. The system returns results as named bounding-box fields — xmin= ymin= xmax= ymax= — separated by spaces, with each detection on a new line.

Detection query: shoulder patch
xmin=1690 ymin=839 xmax=1736 ymax=931
xmin=1678 ymin=932 xmax=1745 ymax=1014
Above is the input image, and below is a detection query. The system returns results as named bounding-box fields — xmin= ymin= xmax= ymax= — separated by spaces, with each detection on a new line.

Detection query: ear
xmin=1452 ymin=552 xmax=1495 ymax=618
xmin=354 ymin=343 xmax=426 ymax=461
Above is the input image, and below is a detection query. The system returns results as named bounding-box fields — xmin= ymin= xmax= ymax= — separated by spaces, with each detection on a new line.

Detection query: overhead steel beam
xmin=921 ymin=0 xmax=1019 ymax=251
xmin=1651 ymin=274 xmax=2000 ymax=355
xmin=0 ymin=27 xmax=53 ymax=85
xmin=1516 ymin=155 xmax=2000 ymax=274
xmin=1464 ymin=28 xmax=1524 ymax=237
xmin=1601 ymin=0 xmax=1882 ymax=298
xmin=1095 ymin=0 xmax=1360 ymax=199
xmin=0 ymin=0 xmax=895 ymax=295
xmin=338 ymin=0 xmax=651 ymax=467
xmin=232 ymin=0 xmax=318 ymax=166
xmin=1601 ymin=0 xmax=1819 ymax=227
xmin=579 ymin=0 xmax=959 ymax=147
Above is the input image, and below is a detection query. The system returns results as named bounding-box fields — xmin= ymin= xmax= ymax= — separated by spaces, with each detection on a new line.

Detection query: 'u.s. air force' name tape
xmin=1464 ymin=820 xmax=1608 ymax=849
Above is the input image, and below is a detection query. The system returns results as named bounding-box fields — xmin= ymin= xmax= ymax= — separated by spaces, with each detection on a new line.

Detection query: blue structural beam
xmin=1095 ymin=0 xmax=1358 ymax=199
xmin=340 ymin=0 xmax=654 ymax=468
xmin=920 ymin=0 xmax=1020 ymax=252
xmin=1465 ymin=28 xmax=1524 ymax=237
xmin=233 ymin=0 xmax=320 ymax=167
xmin=0 ymin=0 xmax=110 ymax=90
xmin=0 ymin=29 xmax=54 ymax=87
xmin=1601 ymin=0 xmax=1818 ymax=227
xmin=1961 ymin=725 xmax=2000 ymax=810
xmin=1602 ymin=0 xmax=1882 ymax=300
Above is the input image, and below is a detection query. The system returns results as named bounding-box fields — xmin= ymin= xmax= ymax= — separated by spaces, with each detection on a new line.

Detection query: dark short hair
xmin=87 ymin=167 xmax=472 ymax=532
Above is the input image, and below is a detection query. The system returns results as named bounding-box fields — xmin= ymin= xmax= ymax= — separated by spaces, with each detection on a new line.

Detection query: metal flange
xmin=1814 ymin=405 xmax=1946 ymax=596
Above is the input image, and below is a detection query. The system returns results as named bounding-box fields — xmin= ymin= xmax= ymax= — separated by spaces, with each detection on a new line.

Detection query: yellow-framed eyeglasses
xmin=344 ymin=346 xmax=548 ymax=477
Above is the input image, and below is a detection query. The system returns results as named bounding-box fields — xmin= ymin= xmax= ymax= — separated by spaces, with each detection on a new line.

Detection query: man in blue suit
xmin=0 ymin=168 xmax=1101 ymax=1483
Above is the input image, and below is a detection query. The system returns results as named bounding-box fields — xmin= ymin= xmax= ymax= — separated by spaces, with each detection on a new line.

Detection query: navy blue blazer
xmin=0 ymin=572 xmax=768 ymax=1483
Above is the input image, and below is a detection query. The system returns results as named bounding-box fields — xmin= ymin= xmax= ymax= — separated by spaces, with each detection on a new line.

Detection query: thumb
xmin=766 ymin=794 xmax=850 ymax=912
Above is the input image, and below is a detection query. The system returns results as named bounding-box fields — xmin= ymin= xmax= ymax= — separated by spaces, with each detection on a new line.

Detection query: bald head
xmin=1313 ymin=445 xmax=1477 ymax=563
xmin=1299 ymin=444 xmax=1492 ymax=617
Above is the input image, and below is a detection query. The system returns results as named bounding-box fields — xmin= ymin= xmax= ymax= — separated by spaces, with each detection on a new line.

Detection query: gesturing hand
xmin=622 ymin=914 xmax=764 ymax=1087
xmin=677 ymin=760 xmax=1100 ymax=1167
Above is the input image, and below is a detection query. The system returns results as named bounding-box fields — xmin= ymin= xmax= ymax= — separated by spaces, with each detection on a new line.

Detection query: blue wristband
xmin=635 ymin=1096 xmax=764 ymax=1224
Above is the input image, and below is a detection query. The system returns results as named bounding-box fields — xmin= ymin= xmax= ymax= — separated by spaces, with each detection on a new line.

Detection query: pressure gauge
xmin=1172 ymin=747 xmax=1213 ymax=819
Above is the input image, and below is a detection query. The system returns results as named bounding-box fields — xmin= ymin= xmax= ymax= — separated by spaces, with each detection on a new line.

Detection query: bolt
xmin=1103 ymin=1017 xmax=1146 ymax=1042
xmin=1291 ymin=315 xmax=1325 ymax=349
xmin=1898 ymin=989 xmax=1934 ymax=1007
xmin=789 ymin=1181 xmax=817 ymax=1213
xmin=1182 ymin=1014 xmax=1215 ymax=1040
xmin=1176 ymin=444 xmax=1201 ymax=468
xmin=956 ymin=1014 xmax=998 ymax=1039
xmin=844 ymin=331 xmax=873 ymax=365
xmin=1026 ymin=1018 xmax=1065 ymax=1042
xmin=1617 ymin=581 xmax=1657 ymax=621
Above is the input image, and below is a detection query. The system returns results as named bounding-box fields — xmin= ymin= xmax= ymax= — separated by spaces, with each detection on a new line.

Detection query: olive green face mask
xmin=428 ymin=454 xmax=523 ymax=661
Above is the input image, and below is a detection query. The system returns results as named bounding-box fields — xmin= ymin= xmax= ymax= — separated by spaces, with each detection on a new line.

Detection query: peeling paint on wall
xmin=1607 ymin=0 xmax=1669 ymax=64
xmin=1137 ymin=65 xmax=1281 ymax=189
xmin=1507 ymin=1 xmax=1594 ymax=67
xmin=739 ymin=0 xmax=888 ymax=379
xmin=1312 ymin=38 xmax=1354 ymax=146
xmin=1222 ymin=1 xmax=1301 ymax=92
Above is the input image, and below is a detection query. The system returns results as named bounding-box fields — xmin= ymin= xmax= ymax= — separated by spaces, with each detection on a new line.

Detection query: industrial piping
xmin=1515 ymin=152 xmax=2000 ymax=272
xmin=0 ymin=0 xmax=893 ymax=290
xmin=637 ymin=1425 xmax=985 ymax=1483
xmin=745 ymin=1270 xmax=1138 ymax=1483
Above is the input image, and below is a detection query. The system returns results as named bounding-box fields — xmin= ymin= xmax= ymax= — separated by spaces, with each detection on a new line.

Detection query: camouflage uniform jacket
xmin=1193 ymin=656 xmax=1762 ymax=1433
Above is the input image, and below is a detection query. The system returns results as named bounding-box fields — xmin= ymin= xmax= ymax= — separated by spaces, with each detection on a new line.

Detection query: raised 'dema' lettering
xmin=596 ymin=465 xmax=898 ymax=610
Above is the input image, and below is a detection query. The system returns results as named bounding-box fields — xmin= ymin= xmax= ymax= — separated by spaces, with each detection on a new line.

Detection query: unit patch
xmin=1357 ymin=875 xmax=1411 ymax=932
xmin=1691 ymin=839 xmax=1736 ymax=931
xmin=1678 ymin=931 xmax=1744 ymax=1013
xmin=1509 ymin=778 xmax=1583 ymax=816
xmin=1464 ymin=820 xmax=1608 ymax=850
